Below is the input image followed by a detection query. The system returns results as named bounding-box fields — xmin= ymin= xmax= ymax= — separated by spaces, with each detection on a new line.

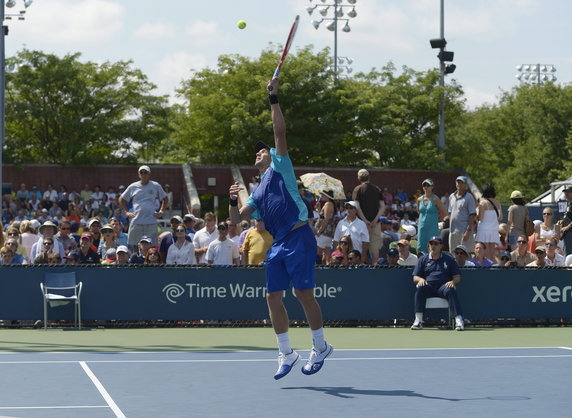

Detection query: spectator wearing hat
xmin=97 ymin=224 xmax=117 ymax=260
xmin=297 ymin=180 xmax=316 ymax=229
xmin=377 ymin=247 xmax=399 ymax=267
xmin=411 ymin=235 xmax=465 ymax=331
xmin=469 ymin=241 xmax=494 ymax=267
xmin=448 ymin=176 xmax=475 ymax=254
xmin=397 ymin=239 xmax=418 ymax=266
xmin=242 ymin=219 xmax=273 ymax=265
xmin=64 ymin=251 xmax=80 ymax=265
xmin=418 ymin=178 xmax=449 ymax=256
xmin=87 ymin=218 xmax=102 ymax=250
xmin=166 ymin=224 xmax=195 ymax=265
xmin=453 ymin=245 xmax=475 ymax=267
xmin=497 ymin=251 xmax=513 ymax=267
xmin=206 ymin=222 xmax=239 ymax=265
xmin=30 ymin=221 xmax=64 ymax=261
xmin=527 ymin=246 xmax=547 ymax=267
xmin=78 ymin=233 xmax=101 ymax=264
xmin=129 ymin=235 xmax=154 ymax=264
xmin=159 ymin=215 xmax=188 ymax=262
xmin=329 ymin=250 xmax=345 ymax=265
xmin=352 ymin=168 xmax=385 ymax=262
xmin=119 ymin=165 xmax=168 ymax=247
xmin=116 ymin=245 xmax=130 ymax=265
xmin=510 ymin=235 xmax=536 ymax=266
xmin=183 ymin=213 xmax=198 ymax=239
xmin=557 ymin=186 xmax=572 ymax=256
xmin=333 ymin=201 xmax=370 ymax=263
xmin=101 ymin=248 xmax=118 ymax=265
xmin=315 ymin=189 xmax=336 ymax=265
xmin=507 ymin=190 xmax=530 ymax=246
xmin=544 ymin=238 xmax=565 ymax=267
xmin=193 ymin=212 xmax=218 ymax=264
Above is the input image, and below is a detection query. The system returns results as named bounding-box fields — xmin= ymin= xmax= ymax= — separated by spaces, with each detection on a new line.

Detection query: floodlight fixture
xmin=438 ymin=50 xmax=454 ymax=62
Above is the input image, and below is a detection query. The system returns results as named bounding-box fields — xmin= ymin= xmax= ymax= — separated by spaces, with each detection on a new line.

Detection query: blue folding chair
xmin=40 ymin=272 xmax=82 ymax=330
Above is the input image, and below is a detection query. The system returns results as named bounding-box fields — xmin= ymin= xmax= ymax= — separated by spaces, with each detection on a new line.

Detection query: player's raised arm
xmin=267 ymin=78 xmax=287 ymax=156
xmin=229 ymin=182 xmax=253 ymax=225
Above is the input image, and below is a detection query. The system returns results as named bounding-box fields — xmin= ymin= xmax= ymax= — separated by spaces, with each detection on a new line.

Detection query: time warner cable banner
xmin=0 ymin=267 xmax=570 ymax=320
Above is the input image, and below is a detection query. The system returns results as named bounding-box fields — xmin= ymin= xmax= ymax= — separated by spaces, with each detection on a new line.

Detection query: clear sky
xmin=4 ymin=0 xmax=572 ymax=108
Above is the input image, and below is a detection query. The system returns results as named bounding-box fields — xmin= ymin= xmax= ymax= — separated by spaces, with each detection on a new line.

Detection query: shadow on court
xmin=282 ymin=386 xmax=531 ymax=402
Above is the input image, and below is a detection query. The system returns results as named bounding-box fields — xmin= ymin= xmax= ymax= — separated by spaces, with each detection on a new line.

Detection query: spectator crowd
xmin=2 ymin=168 xmax=572 ymax=268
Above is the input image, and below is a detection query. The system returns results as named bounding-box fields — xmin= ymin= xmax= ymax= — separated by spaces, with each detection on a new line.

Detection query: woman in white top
xmin=475 ymin=184 xmax=502 ymax=261
xmin=166 ymin=226 xmax=195 ymax=264
xmin=534 ymin=207 xmax=560 ymax=246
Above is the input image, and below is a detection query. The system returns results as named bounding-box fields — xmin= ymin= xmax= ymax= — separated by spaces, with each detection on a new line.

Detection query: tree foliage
xmin=168 ymin=46 xmax=464 ymax=169
xmin=5 ymin=49 xmax=171 ymax=165
xmin=446 ymin=83 xmax=572 ymax=200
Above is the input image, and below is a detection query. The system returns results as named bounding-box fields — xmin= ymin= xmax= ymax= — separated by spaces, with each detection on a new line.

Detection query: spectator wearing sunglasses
xmin=527 ymin=246 xmax=548 ymax=267
xmin=543 ymin=238 xmax=565 ymax=267
xmin=206 ymin=222 xmax=239 ymax=265
xmin=453 ymin=245 xmax=475 ymax=267
xmin=510 ymin=235 xmax=536 ymax=266
xmin=534 ymin=208 xmax=560 ymax=247
xmin=2 ymin=240 xmax=27 ymax=264
xmin=33 ymin=238 xmax=57 ymax=264
xmin=55 ymin=220 xmax=78 ymax=255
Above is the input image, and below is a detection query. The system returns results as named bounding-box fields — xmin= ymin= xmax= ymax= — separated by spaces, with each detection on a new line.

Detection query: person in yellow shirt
xmin=242 ymin=219 xmax=273 ymax=265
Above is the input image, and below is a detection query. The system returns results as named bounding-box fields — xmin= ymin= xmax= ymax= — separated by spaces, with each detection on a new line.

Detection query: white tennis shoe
xmin=274 ymin=350 xmax=300 ymax=380
xmin=301 ymin=342 xmax=333 ymax=375
xmin=455 ymin=318 xmax=465 ymax=331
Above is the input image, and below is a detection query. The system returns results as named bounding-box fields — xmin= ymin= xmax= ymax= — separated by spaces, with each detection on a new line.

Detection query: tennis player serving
xmin=229 ymin=78 xmax=333 ymax=380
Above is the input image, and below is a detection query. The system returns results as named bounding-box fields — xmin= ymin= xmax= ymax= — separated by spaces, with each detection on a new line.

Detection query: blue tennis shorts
xmin=265 ymin=223 xmax=317 ymax=293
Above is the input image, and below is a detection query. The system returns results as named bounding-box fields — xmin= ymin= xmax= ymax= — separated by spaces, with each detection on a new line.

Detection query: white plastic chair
xmin=426 ymin=297 xmax=453 ymax=329
xmin=40 ymin=272 xmax=82 ymax=330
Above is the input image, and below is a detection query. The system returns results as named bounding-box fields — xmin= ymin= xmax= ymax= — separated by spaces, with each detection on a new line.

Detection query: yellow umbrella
xmin=300 ymin=172 xmax=345 ymax=200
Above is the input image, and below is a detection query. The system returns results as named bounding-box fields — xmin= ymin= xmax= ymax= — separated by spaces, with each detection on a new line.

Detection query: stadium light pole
xmin=307 ymin=0 xmax=357 ymax=78
xmin=1 ymin=0 xmax=32 ymax=197
xmin=429 ymin=0 xmax=455 ymax=154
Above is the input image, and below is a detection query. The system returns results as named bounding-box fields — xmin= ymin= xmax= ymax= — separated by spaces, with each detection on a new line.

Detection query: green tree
xmin=169 ymin=46 xmax=465 ymax=170
xmin=5 ymin=49 xmax=171 ymax=165
xmin=447 ymin=83 xmax=572 ymax=200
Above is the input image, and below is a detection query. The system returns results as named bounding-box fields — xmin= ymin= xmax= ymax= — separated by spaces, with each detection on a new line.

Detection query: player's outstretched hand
xmin=267 ymin=78 xmax=279 ymax=93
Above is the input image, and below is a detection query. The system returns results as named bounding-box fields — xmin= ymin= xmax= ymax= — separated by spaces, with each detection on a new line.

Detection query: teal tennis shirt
xmin=245 ymin=148 xmax=308 ymax=242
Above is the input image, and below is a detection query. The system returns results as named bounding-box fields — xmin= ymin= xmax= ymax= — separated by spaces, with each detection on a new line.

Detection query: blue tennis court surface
xmin=0 ymin=347 xmax=570 ymax=417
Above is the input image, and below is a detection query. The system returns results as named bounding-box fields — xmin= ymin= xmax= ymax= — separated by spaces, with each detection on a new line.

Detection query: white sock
xmin=415 ymin=312 xmax=424 ymax=323
xmin=276 ymin=332 xmax=292 ymax=354
xmin=311 ymin=328 xmax=327 ymax=351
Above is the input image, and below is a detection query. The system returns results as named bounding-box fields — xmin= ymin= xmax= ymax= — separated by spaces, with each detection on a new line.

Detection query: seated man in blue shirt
xmin=411 ymin=235 xmax=464 ymax=331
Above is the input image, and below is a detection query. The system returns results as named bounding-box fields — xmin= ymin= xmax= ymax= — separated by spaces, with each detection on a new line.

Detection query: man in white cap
xmin=119 ymin=165 xmax=168 ymax=247
xmin=333 ymin=201 xmax=370 ymax=258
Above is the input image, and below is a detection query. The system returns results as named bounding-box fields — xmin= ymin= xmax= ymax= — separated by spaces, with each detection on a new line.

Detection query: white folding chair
xmin=40 ymin=272 xmax=82 ymax=330
xmin=425 ymin=297 xmax=453 ymax=329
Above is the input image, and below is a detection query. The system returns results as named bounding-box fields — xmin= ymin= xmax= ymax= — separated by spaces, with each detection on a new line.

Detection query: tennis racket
xmin=268 ymin=15 xmax=299 ymax=91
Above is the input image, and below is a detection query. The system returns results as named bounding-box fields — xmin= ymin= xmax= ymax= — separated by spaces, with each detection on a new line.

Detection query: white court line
xmin=0 ymin=354 xmax=571 ymax=365
xmin=0 ymin=406 xmax=108 ymax=410
xmin=0 ymin=346 xmax=568 ymax=355
xmin=79 ymin=361 xmax=125 ymax=418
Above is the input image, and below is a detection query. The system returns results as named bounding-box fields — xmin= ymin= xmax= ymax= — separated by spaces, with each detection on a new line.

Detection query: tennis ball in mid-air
xmin=237 ymin=20 xmax=247 ymax=30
